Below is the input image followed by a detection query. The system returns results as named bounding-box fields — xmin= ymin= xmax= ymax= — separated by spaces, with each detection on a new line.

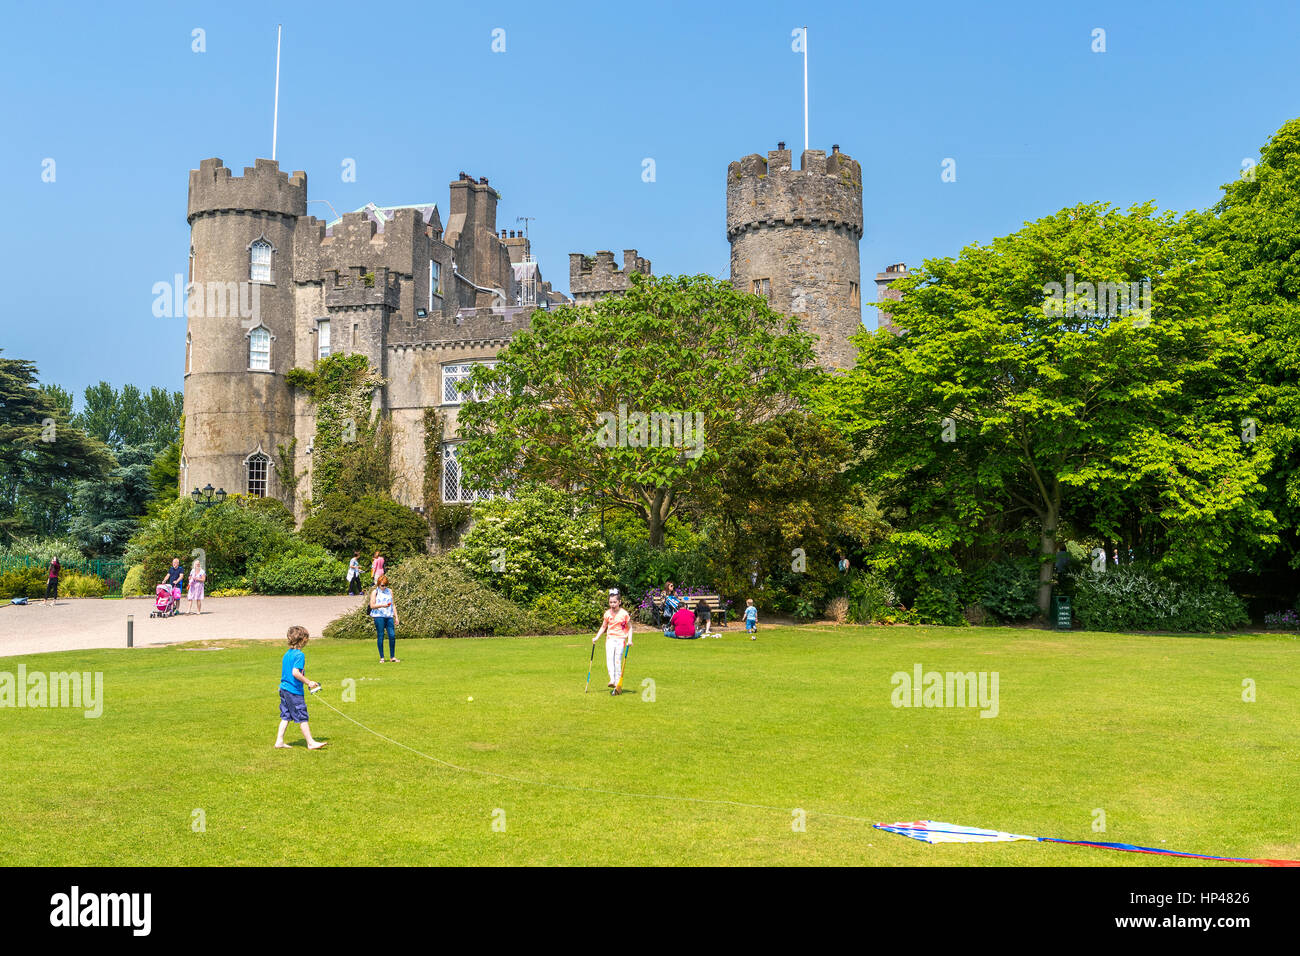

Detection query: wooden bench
xmin=651 ymin=592 xmax=729 ymax=626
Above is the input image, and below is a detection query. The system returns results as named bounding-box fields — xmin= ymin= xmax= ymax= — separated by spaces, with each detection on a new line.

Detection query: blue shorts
xmin=745 ymin=620 xmax=756 ymax=632
xmin=279 ymin=689 xmax=308 ymax=723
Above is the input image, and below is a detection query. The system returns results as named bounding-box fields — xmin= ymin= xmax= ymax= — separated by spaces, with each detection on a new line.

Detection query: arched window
xmin=245 ymin=451 xmax=270 ymax=498
xmin=249 ymin=238 xmax=273 ymax=283
xmin=248 ymin=326 xmax=271 ymax=370
xmin=185 ymin=333 xmax=192 ymax=374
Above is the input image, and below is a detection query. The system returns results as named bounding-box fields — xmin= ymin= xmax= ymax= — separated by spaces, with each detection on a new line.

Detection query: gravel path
xmin=0 ymin=595 xmax=365 ymax=658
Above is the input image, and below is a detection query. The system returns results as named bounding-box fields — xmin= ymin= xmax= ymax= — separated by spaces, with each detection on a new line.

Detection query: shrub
xmin=912 ymin=576 xmax=966 ymax=626
xmin=845 ymin=570 xmax=896 ymax=624
xmin=1071 ymin=564 xmax=1249 ymax=632
xmin=452 ymin=484 xmax=613 ymax=606
xmin=121 ymin=563 xmax=147 ymax=597
xmin=0 ymin=567 xmax=106 ymax=599
xmin=0 ymin=566 xmax=48 ymax=599
xmin=124 ymin=497 xmax=296 ymax=587
xmin=609 ymin=537 xmax=710 ymax=605
xmin=61 ymin=571 xmax=108 ymax=598
xmin=1264 ymin=608 xmax=1300 ymax=629
xmin=531 ymin=590 xmax=605 ymax=633
xmin=252 ymin=545 xmax=348 ymax=595
xmin=324 ymin=555 xmax=535 ymax=639
xmin=209 ymin=588 xmax=252 ymax=598
xmin=300 ymin=493 xmax=427 ymax=561
xmin=979 ymin=558 xmax=1042 ymax=622
xmin=826 ymin=595 xmax=849 ymax=624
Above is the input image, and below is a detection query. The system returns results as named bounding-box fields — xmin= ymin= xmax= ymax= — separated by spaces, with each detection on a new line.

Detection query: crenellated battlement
xmin=188 ymin=157 xmax=307 ymax=223
xmin=568 ymin=249 xmax=652 ymax=303
xmin=726 ymin=144 xmax=862 ymax=241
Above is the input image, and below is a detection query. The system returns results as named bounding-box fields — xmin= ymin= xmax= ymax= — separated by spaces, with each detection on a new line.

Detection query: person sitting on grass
xmin=369 ymin=573 xmax=400 ymax=663
xmin=671 ymin=602 xmax=701 ymax=639
xmin=695 ymin=598 xmax=716 ymax=637
xmin=275 ymin=625 xmax=326 ymax=750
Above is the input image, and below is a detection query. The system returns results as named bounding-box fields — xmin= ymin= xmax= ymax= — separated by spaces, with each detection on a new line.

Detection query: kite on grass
xmin=874 ymin=821 xmax=1300 ymax=867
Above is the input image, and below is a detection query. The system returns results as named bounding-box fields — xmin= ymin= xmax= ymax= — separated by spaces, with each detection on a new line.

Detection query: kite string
xmin=310 ymin=693 xmax=875 ymax=825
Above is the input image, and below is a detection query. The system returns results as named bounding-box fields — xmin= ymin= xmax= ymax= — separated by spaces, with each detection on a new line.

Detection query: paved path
xmin=0 ymin=595 xmax=365 ymax=658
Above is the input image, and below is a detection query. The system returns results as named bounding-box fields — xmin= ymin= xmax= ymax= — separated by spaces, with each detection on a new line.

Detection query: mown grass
xmin=0 ymin=625 xmax=1296 ymax=866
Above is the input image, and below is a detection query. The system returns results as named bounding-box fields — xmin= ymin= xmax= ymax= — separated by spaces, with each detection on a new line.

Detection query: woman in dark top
xmin=43 ymin=557 xmax=60 ymax=606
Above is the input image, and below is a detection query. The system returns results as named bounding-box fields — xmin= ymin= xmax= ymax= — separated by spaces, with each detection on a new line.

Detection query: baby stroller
xmin=151 ymin=583 xmax=181 ymax=618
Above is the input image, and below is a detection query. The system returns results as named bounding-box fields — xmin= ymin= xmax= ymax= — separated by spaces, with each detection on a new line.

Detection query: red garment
xmin=671 ymin=606 xmax=696 ymax=637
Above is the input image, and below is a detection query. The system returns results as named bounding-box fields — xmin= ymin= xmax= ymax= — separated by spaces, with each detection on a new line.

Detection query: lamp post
xmin=191 ymin=484 xmax=227 ymax=508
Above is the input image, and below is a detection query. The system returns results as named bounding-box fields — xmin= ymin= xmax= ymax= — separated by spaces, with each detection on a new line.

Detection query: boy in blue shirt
xmin=744 ymin=598 xmax=758 ymax=639
xmin=275 ymin=625 xmax=327 ymax=750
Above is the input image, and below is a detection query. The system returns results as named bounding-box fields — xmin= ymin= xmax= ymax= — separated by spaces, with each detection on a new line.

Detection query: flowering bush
xmin=636 ymin=586 xmax=730 ymax=625
xmin=1263 ymin=609 xmax=1300 ymax=629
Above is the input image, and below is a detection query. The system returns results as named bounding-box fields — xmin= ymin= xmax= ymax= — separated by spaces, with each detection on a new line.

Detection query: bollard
xmin=127 ymin=614 xmax=133 ymax=648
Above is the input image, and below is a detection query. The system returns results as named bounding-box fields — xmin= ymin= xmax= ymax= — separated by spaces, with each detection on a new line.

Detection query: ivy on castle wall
xmin=286 ymin=354 xmax=391 ymax=507
xmin=422 ymin=406 xmax=472 ymax=550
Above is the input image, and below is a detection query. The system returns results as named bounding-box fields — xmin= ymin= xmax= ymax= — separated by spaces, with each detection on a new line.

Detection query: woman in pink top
xmin=370 ymin=551 xmax=385 ymax=584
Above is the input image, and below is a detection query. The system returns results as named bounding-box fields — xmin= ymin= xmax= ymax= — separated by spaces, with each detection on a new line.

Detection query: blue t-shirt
xmin=280 ymin=649 xmax=306 ymax=694
xmin=744 ymin=606 xmax=757 ymax=623
xmin=166 ymin=565 xmax=183 ymax=586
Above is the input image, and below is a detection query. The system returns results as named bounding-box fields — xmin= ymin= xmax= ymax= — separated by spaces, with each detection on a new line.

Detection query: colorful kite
xmin=874 ymin=820 xmax=1300 ymax=866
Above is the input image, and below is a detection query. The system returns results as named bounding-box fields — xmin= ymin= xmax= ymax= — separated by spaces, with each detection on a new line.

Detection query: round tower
xmin=727 ymin=143 xmax=863 ymax=369
xmin=183 ymin=158 xmax=306 ymax=502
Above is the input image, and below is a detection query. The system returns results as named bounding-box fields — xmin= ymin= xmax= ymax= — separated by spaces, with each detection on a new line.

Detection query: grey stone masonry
xmin=568 ymin=249 xmax=652 ymax=305
xmin=727 ymin=143 xmax=864 ymax=369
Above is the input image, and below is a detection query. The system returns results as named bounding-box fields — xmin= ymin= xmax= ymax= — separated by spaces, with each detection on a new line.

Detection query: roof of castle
xmin=326 ymin=201 xmax=438 ymax=233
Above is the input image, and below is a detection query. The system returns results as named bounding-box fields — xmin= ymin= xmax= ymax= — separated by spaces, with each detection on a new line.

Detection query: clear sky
xmin=3 ymin=0 xmax=1298 ymax=400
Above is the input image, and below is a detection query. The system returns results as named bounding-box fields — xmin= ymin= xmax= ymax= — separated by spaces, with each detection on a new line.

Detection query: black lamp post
xmin=191 ymin=484 xmax=226 ymax=508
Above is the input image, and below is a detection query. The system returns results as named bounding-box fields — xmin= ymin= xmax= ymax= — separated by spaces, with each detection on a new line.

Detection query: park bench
xmin=652 ymin=592 xmax=729 ymax=626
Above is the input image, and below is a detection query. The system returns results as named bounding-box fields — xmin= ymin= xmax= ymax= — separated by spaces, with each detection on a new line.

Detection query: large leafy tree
xmin=456 ymin=273 xmax=818 ymax=545
xmin=818 ymin=202 xmax=1273 ymax=613
xmin=1204 ymin=118 xmax=1300 ymax=592
xmin=0 ymin=355 xmax=114 ymax=540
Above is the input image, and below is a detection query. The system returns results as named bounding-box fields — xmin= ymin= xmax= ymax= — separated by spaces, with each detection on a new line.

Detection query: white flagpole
xmin=272 ymin=24 xmax=282 ymax=161
xmin=803 ymin=25 xmax=809 ymax=152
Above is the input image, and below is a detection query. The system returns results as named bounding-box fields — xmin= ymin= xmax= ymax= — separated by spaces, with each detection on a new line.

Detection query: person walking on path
xmin=370 ymin=551 xmax=385 ymax=586
xmin=369 ymin=573 xmax=400 ymax=663
xmin=593 ymin=589 xmax=633 ymax=690
xmin=42 ymin=557 xmax=60 ymax=606
xmin=185 ymin=559 xmax=206 ymax=614
xmin=346 ymin=552 xmax=362 ymax=595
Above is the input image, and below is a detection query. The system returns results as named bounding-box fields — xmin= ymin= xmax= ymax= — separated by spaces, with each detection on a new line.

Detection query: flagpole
xmin=802 ymin=25 xmax=809 ymax=152
xmin=272 ymin=24 xmax=282 ymax=161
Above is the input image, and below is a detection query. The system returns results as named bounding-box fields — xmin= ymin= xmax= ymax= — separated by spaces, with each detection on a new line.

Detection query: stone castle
xmin=181 ymin=143 xmax=889 ymax=517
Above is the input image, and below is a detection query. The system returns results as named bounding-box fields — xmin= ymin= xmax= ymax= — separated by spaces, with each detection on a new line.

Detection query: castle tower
xmin=727 ymin=143 xmax=863 ymax=369
xmin=183 ymin=158 xmax=306 ymax=501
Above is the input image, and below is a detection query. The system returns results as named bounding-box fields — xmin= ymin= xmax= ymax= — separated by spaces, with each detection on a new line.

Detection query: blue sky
xmin=3 ymin=0 xmax=1298 ymax=400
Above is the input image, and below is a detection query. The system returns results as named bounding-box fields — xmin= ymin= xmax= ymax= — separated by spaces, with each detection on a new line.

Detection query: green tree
xmin=0 ymin=355 xmax=114 ymax=540
xmin=456 ymin=273 xmax=819 ymax=545
xmin=818 ymin=202 xmax=1273 ymax=613
xmin=1205 ymin=117 xmax=1300 ymax=593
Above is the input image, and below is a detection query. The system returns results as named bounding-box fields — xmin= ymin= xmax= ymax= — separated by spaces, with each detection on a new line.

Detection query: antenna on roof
xmin=516 ymin=216 xmax=535 ymax=240
xmin=802 ymin=25 xmax=809 ymax=152
xmin=271 ymin=24 xmax=282 ymax=161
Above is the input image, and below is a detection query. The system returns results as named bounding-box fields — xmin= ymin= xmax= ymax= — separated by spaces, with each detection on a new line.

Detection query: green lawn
xmin=1 ymin=625 xmax=1296 ymax=866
